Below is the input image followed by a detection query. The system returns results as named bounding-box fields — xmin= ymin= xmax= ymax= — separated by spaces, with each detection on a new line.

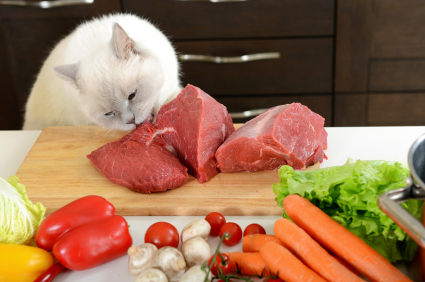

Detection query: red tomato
xmin=145 ymin=222 xmax=179 ymax=248
xmin=243 ymin=223 xmax=266 ymax=237
xmin=205 ymin=212 xmax=226 ymax=236
xmin=219 ymin=222 xmax=242 ymax=246
xmin=208 ymin=253 xmax=237 ymax=276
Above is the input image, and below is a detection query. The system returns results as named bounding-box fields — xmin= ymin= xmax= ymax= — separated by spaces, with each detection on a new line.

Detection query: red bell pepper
xmin=36 ymin=195 xmax=115 ymax=251
xmin=53 ymin=215 xmax=132 ymax=270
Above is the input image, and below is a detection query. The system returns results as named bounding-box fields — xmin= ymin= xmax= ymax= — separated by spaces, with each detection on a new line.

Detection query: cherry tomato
xmin=205 ymin=212 xmax=226 ymax=236
xmin=144 ymin=222 xmax=179 ymax=249
xmin=243 ymin=223 xmax=266 ymax=237
xmin=219 ymin=222 xmax=242 ymax=246
xmin=208 ymin=253 xmax=237 ymax=276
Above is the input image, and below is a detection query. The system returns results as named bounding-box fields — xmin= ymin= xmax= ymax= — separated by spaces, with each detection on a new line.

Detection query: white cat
xmin=23 ymin=14 xmax=181 ymax=131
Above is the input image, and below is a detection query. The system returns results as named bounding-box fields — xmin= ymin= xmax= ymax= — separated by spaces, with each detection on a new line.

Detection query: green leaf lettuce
xmin=0 ymin=176 xmax=46 ymax=245
xmin=273 ymin=160 xmax=424 ymax=263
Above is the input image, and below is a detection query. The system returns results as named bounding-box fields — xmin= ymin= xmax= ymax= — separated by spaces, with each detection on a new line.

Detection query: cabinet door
xmin=0 ymin=0 xmax=120 ymax=130
xmin=335 ymin=0 xmax=425 ymax=126
xmin=122 ymin=0 xmax=334 ymax=40
xmin=0 ymin=21 xmax=19 ymax=130
xmin=176 ymin=38 xmax=333 ymax=95
xmin=216 ymin=94 xmax=332 ymax=127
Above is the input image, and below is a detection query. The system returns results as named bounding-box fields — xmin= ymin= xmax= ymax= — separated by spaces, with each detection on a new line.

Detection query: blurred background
xmin=0 ymin=0 xmax=423 ymax=130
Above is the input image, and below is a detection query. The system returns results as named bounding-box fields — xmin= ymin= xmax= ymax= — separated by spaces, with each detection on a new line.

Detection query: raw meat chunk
xmin=155 ymin=84 xmax=235 ymax=183
xmin=87 ymin=123 xmax=188 ymax=193
xmin=215 ymin=103 xmax=327 ymax=172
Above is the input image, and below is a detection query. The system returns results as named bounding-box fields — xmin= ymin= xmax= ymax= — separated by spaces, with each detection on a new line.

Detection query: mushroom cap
xmin=181 ymin=219 xmax=211 ymax=243
xmin=134 ymin=268 xmax=168 ymax=282
xmin=128 ymin=243 xmax=158 ymax=276
xmin=182 ymin=236 xmax=211 ymax=268
xmin=179 ymin=265 xmax=212 ymax=282
xmin=151 ymin=247 xmax=186 ymax=281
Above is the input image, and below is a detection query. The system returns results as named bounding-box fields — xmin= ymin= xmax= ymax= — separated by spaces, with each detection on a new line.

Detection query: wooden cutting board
xmin=16 ymin=125 xmax=283 ymax=216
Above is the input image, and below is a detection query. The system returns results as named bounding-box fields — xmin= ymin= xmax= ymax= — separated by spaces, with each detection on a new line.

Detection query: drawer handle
xmin=176 ymin=0 xmax=249 ymax=2
xmin=179 ymin=52 xmax=280 ymax=64
xmin=0 ymin=0 xmax=93 ymax=8
xmin=230 ymin=108 xmax=269 ymax=119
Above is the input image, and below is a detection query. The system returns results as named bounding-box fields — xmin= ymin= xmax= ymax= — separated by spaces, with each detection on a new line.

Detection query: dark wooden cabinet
xmin=174 ymin=38 xmax=333 ymax=95
xmin=0 ymin=22 xmax=20 ymax=130
xmin=122 ymin=0 xmax=334 ymax=39
xmin=334 ymin=0 xmax=425 ymax=126
xmin=2 ymin=0 xmax=425 ymax=129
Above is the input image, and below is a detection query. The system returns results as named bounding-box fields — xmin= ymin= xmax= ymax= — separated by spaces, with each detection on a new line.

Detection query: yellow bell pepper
xmin=0 ymin=244 xmax=53 ymax=282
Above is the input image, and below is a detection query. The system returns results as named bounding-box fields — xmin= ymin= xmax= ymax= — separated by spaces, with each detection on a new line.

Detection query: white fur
xmin=23 ymin=14 xmax=181 ymax=131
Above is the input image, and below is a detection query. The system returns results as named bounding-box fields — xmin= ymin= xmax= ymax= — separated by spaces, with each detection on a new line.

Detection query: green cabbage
xmin=273 ymin=160 xmax=424 ymax=263
xmin=0 ymin=176 xmax=46 ymax=245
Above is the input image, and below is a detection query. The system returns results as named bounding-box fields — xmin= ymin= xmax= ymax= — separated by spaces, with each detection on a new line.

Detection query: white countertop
xmin=1 ymin=127 xmax=424 ymax=281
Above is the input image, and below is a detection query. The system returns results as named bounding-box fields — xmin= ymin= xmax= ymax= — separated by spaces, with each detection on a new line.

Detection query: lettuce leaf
xmin=0 ymin=176 xmax=46 ymax=245
xmin=273 ymin=160 xmax=424 ymax=263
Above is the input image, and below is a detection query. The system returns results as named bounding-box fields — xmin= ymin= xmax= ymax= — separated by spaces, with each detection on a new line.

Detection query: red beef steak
xmin=87 ymin=123 xmax=188 ymax=193
xmin=155 ymin=84 xmax=235 ymax=183
xmin=215 ymin=103 xmax=327 ymax=172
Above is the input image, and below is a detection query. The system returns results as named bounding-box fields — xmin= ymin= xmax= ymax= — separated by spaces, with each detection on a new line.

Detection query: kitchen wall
xmin=0 ymin=0 xmax=424 ymax=130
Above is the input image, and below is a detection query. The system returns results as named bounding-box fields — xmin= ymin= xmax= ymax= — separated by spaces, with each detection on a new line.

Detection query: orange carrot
xmin=242 ymin=234 xmax=283 ymax=252
xmin=274 ymin=218 xmax=365 ymax=282
xmin=226 ymin=252 xmax=271 ymax=276
xmin=259 ymin=241 xmax=327 ymax=282
xmin=330 ymin=253 xmax=361 ymax=276
xmin=283 ymin=194 xmax=413 ymax=282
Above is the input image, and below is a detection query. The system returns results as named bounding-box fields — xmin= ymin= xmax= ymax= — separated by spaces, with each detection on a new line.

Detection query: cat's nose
xmin=126 ymin=116 xmax=136 ymax=125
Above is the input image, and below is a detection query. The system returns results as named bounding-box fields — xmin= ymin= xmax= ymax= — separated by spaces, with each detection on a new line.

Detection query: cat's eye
xmin=105 ymin=111 xmax=115 ymax=117
xmin=128 ymin=89 xmax=137 ymax=101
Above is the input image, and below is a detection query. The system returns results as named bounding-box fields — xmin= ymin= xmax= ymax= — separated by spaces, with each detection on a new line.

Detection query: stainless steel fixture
xmin=378 ymin=133 xmax=425 ymax=248
xmin=0 ymin=0 xmax=93 ymax=8
xmin=179 ymin=52 xmax=280 ymax=64
xmin=230 ymin=109 xmax=269 ymax=119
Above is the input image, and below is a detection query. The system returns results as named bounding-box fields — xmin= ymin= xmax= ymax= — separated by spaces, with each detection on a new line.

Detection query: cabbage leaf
xmin=273 ymin=160 xmax=424 ymax=263
xmin=0 ymin=176 xmax=46 ymax=245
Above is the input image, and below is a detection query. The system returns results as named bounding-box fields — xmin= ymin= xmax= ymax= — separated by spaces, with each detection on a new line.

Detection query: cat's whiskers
xmin=100 ymin=127 xmax=116 ymax=142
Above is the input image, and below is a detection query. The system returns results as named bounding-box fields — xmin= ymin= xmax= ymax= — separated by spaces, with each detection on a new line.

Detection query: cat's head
xmin=54 ymin=23 xmax=164 ymax=131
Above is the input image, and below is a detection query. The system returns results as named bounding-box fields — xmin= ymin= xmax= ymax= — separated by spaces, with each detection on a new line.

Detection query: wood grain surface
xmin=334 ymin=0 xmax=372 ymax=93
xmin=370 ymin=60 xmax=425 ymax=91
xmin=122 ymin=0 xmax=334 ymax=40
xmin=175 ymin=38 xmax=333 ymax=96
xmin=16 ymin=125 xmax=283 ymax=216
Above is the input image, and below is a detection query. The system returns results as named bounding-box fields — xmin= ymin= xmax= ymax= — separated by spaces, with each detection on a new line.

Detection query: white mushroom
xmin=135 ymin=268 xmax=168 ymax=282
xmin=151 ymin=246 xmax=186 ymax=282
xmin=182 ymin=236 xmax=211 ymax=268
xmin=181 ymin=219 xmax=211 ymax=243
xmin=128 ymin=243 xmax=159 ymax=276
xmin=178 ymin=265 xmax=212 ymax=282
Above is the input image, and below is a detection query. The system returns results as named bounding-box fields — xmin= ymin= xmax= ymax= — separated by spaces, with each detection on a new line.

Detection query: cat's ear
xmin=112 ymin=23 xmax=139 ymax=60
xmin=53 ymin=63 xmax=79 ymax=85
